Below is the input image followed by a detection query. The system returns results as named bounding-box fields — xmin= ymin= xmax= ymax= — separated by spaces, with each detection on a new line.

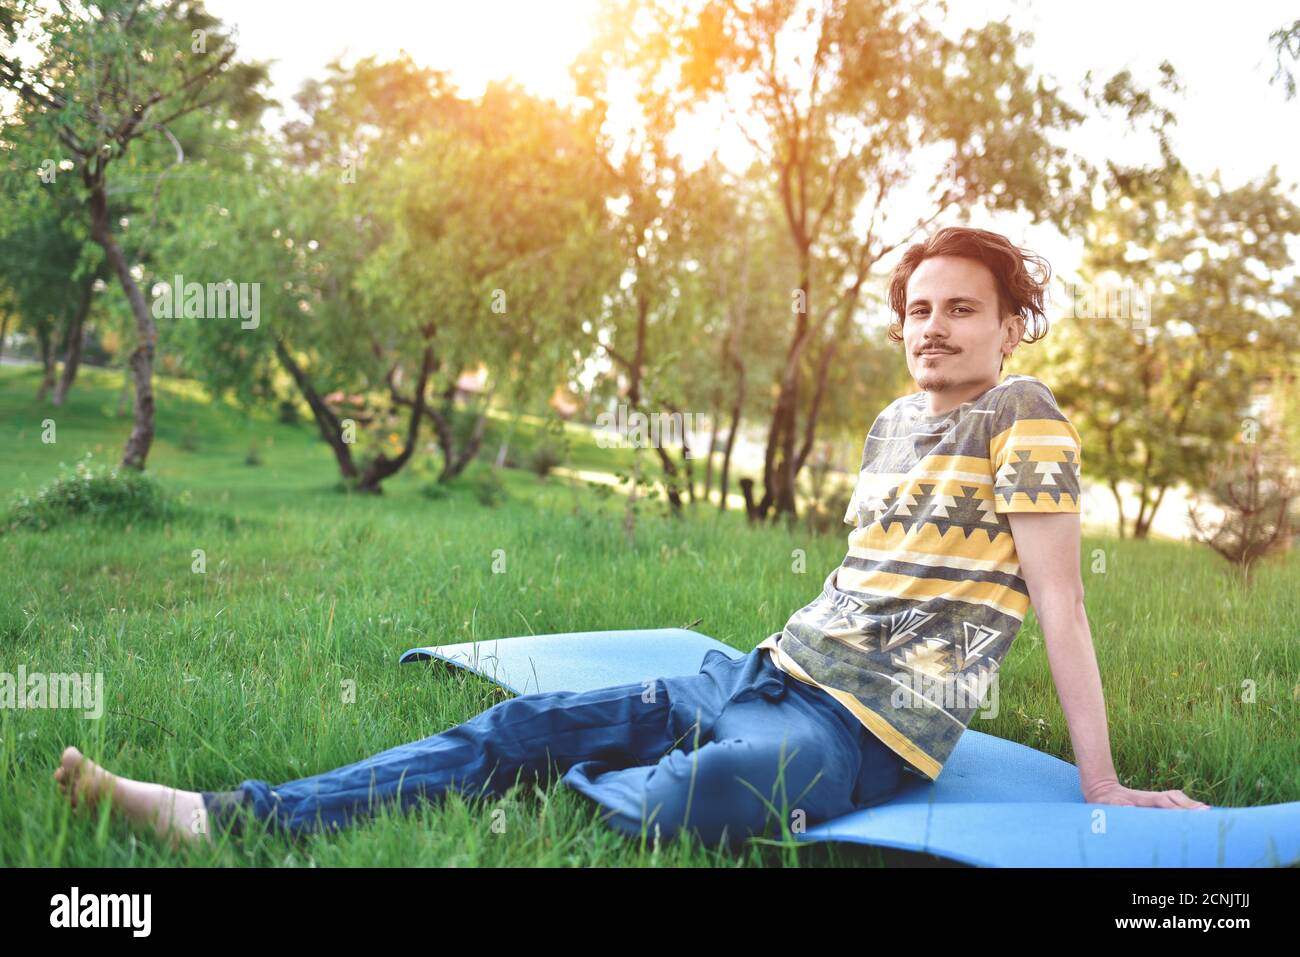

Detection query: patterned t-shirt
xmin=755 ymin=373 xmax=1083 ymax=781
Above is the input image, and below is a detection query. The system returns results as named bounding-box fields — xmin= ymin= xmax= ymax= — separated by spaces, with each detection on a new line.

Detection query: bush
xmin=421 ymin=480 xmax=451 ymax=501
xmin=530 ymin=415 xmax=571 ymax=478
xmin=4 ymin=455 xmax=179 ymax=532
xmin=277 ymin=399 xmax=301 ymax=426
xmin=469 ymin=465 xmax=508 ymax=508
xmin=529 ymin=441 xmax=566 ymax=478
xmin=804 ymin=487 xmax=855 ymax=536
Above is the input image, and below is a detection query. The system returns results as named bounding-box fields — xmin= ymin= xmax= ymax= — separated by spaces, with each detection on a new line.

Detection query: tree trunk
xmin=36 ymin=325 xmax=55 ymax=401
xmin=356 ymin=345 xmax=436 ymax=493
xmin=440 ymin=401 xmax=488 ymax=481
xmin=1108 ymin=480 xmax=1127 ymax=539
xmin=664 ymin=401 xmax=697 ymax=507
xmin=719 ymin=353 xmax=747 ymax=514
xmin=52 ymin=272 xmax=96 ymax=406
xmin=87 ymin=178 xmax=155 ymax=470
xmin=1133 ymin=484 xmax=1168 ymax=539
xmin=274 ymin=337 xmax=359 ymax=480
xmin=768 ymin=264 xmax=815 ymax=523
xmin=391 ymin=375 xmax=481 ymax=483
xmin=494 ymin=406 xmax=521 ymax=470
xmin=423 ymin=398 xmax=488 ymax=482
xmin=651 ymin=440 xmax=685 ymax=514
xmin=792 ymin=292 xmax=858 ymax=478
xmin=620 ymin=292 xmax=651 ymax=538
xmin=703 ymin=399 xmax=719 ymax=505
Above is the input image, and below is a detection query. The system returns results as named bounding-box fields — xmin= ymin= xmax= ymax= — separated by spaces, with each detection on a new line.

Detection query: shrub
xmin=529 ymin=441 xmax=566 ymax=478
xmin=804 ymin=487 xmax=854 ymax=536
xmin=530 ymin=415 xmax=571 ymax=478
xmin=4 ymin=456 xmax=179 ymax=532
xmin=469 ymin=465 xmax=508 ymax=508
xmin=421 ymin=480 xmax=451 ymax=501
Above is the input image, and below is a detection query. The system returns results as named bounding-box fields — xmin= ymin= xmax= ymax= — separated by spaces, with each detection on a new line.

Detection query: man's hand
xmin=1084 ymin=777 xmax=1210 ymax=810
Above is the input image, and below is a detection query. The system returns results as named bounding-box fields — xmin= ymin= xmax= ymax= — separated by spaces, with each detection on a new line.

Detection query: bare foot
xmin=54 ymin=746 xmax=212 ymax=847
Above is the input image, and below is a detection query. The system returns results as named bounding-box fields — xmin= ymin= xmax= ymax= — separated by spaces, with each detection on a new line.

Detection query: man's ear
xmin=1002 ymin=312 xmax=1023 ymax=358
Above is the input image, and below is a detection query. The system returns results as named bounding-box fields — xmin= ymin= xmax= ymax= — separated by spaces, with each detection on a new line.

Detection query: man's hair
xmin=885 ymin=226 xmax=1052 ymax=372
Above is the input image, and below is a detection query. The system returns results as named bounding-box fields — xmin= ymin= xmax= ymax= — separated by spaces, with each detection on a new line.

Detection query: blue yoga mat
xmin=399 ymin=628 xmax=1300 ymax=867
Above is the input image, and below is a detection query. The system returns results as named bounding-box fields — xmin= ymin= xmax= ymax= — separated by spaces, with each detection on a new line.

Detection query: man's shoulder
xmin=989 ymin=374 xmax=1068 ymax=421
xmin=992 ymin=372 xmax=1053 ymax=399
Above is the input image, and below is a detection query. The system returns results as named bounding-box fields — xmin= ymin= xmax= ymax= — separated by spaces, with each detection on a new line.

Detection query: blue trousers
xmin=201 ymin=647 xmax=909 ymax=849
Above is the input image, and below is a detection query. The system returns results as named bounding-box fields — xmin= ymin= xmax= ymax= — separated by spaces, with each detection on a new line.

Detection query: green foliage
xmin=277 ymin=400 xmax=301 ymax=426
xmin=586 ymin=480 xmax=616 ymax=502
xmin=803 ymin=487 xmax=854 ymax=537
xmin=420 ymin=480 xmax=451 ymax=501
xmin=528 ymin=414 xmax=571 ymax=478
xmin=528 ymin=441 xmax=567 ymax=478
xmin=4 ymin=455 xmax=178 ymax=532
xmin=468 ymin=464 xmax=508 ymax=508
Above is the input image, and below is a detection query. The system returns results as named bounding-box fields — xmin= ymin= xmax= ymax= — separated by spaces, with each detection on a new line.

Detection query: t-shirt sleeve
xmin=989 ymin=380 xmax=1082 ymax=514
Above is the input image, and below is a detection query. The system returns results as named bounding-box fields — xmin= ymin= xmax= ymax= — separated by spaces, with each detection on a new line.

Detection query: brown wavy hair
xmin=885 ymin=226 xmax=1052 ymax=369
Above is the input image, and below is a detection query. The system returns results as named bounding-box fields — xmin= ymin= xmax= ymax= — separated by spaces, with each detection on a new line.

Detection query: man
xmin=54 ymin=225 xmax=1208 ymax=851
xmin=757 ymin=226 xmax=1209 ymax=808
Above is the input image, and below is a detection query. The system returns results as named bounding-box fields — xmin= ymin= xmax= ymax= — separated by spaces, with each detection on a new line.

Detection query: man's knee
xmin=640 ymin=738 xmax=802 ymax=840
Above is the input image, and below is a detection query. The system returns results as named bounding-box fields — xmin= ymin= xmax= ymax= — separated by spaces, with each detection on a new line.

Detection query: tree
xmin=1030 ymin=166 xmax=1300 ymax=539
xmin=0 ymin=0 xmax=268 ymax=468
xmin=223 ymin=57 xmax=615 ymax=494
xmin=0 ymin=173 xmax=95 ymax=400
xmin=356 ymin=80 xmax=616 ymax=493
xmin=1188 ymin=418 xmax=1299 ymax=583
xmin=584 ymin=0 xmax=1105 ymax=524
xmin=1268 ymin=18 xmax=1300 ymax=100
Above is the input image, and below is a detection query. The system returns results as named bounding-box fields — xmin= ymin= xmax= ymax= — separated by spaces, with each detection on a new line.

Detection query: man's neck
xmin=922 ymin=376 xmax=1002 ymax=417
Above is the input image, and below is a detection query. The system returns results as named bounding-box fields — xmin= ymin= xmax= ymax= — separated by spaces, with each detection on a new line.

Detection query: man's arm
xmin=1005 ymin=510 xmax=1210 ymax=810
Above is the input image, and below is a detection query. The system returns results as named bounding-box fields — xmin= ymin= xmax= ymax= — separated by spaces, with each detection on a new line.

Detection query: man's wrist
xmin=1080 ymin=773 xmax=1120 ymax=799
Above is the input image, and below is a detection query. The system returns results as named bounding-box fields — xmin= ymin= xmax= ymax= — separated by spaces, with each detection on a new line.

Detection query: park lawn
xmin=0 ymin=364 xmax=1297 ymax=867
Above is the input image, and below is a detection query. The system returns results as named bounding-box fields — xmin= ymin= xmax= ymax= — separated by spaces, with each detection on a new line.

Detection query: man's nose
xmin=916 ymin=320 xmax=950 ymax=345
xmin=916 ymin=312 xmax=949 ymax=336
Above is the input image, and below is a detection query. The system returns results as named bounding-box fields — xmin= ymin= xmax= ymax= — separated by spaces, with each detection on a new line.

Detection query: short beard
xmin=916 ymin=368 xmax=953 ymax=392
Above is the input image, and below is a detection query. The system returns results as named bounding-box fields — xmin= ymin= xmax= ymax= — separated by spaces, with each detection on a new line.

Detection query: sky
xmin=203 ymin=0 xmax=1300 ymax=305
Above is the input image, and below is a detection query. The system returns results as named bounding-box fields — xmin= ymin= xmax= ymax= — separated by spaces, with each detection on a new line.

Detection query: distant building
xmin=453 ymin=363 xmax=488 ymax=403
xmin=454 ymin=362 xmax=580 ymax=419
xmin=549 ymin=384 xmax=579 ymax=418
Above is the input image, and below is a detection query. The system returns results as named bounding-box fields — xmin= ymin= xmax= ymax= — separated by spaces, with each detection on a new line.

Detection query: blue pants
xmin=201 ymin=647 xmax=909 ymax=849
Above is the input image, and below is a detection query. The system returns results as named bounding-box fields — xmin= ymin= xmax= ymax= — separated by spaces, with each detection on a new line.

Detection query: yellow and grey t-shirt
xmin=756 ymin=374 xmax=1083 ymax=781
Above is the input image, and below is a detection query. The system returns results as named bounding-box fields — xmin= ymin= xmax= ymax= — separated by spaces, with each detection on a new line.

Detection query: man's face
xmin=901 ymin=255 xmax=1021 ymax=395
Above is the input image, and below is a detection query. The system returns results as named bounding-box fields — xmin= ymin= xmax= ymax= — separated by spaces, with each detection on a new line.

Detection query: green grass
xmin=1 ymin=364 xmax=1297 ymax=867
